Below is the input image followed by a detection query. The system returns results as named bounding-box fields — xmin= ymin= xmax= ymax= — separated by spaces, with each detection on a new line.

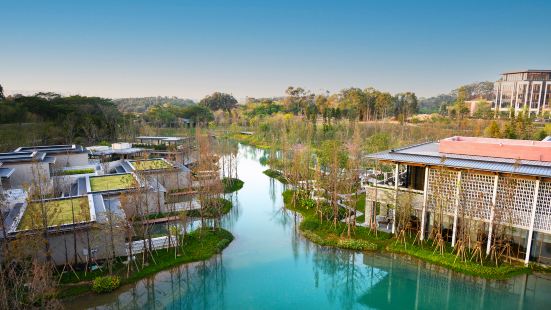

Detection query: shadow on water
xmin=67 ymin=144 xmax=551 ymax=310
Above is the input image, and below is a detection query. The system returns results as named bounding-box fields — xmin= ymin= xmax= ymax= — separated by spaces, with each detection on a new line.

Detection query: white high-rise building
xmin=492 ymin=70 xmax=551 ymax=116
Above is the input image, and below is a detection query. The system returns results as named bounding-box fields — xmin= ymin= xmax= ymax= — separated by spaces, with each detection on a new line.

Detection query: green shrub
xmin=61 ymin=168 xmax=95 ymax=175
xmin=91 ymin=275 xmax=121 ymax=293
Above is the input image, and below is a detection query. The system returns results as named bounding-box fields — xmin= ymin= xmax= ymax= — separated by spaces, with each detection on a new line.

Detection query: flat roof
xmin=88 ymin=147 xmax=144 ymax=156
xmin=366 ymin=139 xmax=551 ymax=178
xmin=136 ymin=136 xmax=189 ymax=141
xmin=440 ymin=136 xmax=551 ymax=162
xmin=501 ymin=69 xmax=551 ymax=75
xmin=14 ymin=144 xmax=87 ymax=154
xmin=0 ymin=151 xmax=46 ymax=163
xmin=14 ymin=195 xmax=95 ymax=232
xmin=88 ymin=173 xmax=140 ymax=193
xmin=128 ymin=158 xmax=174 ymax=171
xmin=0 ymin=167 xmax=15 ymax=178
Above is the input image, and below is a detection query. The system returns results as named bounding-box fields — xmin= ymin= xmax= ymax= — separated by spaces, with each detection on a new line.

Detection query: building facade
xmin=366 ymin=136 xmax=551 ymax=265
xmin=492 ymin=70 xmax=551 ymax=116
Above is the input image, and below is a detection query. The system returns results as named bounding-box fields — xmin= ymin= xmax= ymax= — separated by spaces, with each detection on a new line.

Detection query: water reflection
xmin=68 ymin=144 xmax=551 ymax=310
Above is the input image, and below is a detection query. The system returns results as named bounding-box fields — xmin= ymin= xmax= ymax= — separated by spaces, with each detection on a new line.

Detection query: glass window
xmin=530 ymin=83 xmax=542 ymax=109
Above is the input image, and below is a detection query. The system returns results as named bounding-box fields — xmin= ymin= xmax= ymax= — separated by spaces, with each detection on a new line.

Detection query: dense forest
xmin=0 ymin=91 xmax=136 ymax=150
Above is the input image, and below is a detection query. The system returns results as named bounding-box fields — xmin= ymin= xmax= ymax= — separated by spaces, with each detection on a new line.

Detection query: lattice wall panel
xmin=459 ymin=172 xmax=494 ymax=220
xmin=495 ymin=177 xmax=536 ymax=229
xmin=535 ymin=181 xmax=551 ymax=233
xmin=427 ymin=168 xmax=459 ymax=214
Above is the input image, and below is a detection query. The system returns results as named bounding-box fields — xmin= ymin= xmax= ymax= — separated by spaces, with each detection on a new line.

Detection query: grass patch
xmin=263 ymin=169 xmax=288 ymax=184
xmin=387 ymin=241 xmax=531 ymax=279
xmin=60 ymin=168 xmax=95 ymax=175
xmin=18 ymin=197 xmax=90 ymax=231
xmin=58 ymin=228 xmax=233 ymax=299
xmin=187 ymin=198 xmax=233 ymax=218
xmin=222 ymin=177 xmax=244 ymax=193
xmin=131 ymin=159 xmax=173 ymax=171
xmin=89 ymin=174 xmax=137 ymax=192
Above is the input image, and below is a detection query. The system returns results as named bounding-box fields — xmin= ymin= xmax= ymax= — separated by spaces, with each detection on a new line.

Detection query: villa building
xmin=492 ymin=70 xmax=551 ymax=116
xmin=0 ymin=145 xmax=89 ymax=190
xmin=1 ymin=142 xmax=194 ymax=264
xmin=366 ymin=136 xmax=551 ymax=265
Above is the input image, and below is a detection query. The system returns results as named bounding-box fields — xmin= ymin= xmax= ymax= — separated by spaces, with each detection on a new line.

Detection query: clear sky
xmin=1 ymin=0 xmax=551 ymax=100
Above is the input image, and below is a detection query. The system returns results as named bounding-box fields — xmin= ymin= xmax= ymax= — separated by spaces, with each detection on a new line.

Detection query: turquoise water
xmin=70 ymin=144 xmax=551 ymax=309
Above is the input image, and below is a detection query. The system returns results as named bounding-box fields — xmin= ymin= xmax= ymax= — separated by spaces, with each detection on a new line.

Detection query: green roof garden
xmin=18 ymin=196 xmax=90 ymax=231
xmin=89 ymin=174 xmax=137 ymax=192
xmin=131 ymin=159 xmax=173 ymax=171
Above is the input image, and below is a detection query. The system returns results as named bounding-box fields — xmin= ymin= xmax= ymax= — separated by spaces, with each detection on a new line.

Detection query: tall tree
xmin=394 ymin=92 xmax=418 ymax=122
xmin=0 ymin=83 xmax=4 ymax=100
xmin=375 ymin=92 xmax=392 ymax=119
xmin=200 ymin=92 xmax=237 ymax=113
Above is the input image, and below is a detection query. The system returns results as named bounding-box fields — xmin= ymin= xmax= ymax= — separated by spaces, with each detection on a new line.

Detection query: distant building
xmin=492 ymin=70 xmax=551 ymax=116
xmin=135 ymin=136 xmax=190 ymax=146
xmin=366 ymin=136 xmax=551 ymax=265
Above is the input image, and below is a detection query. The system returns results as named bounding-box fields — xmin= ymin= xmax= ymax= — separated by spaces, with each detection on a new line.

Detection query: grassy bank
xmin=263 ymin=169 xmax=288 ymax=184
xmin=387 ymin=241 xmax=530 ymax=279
xmin=224 ymin=132 xmax=273 ymax=149
xmin=282 ymin=189 xmax=531 ymax=280
xmin=283 ymin=190 xmax=391 ymax=252
xmin=59 ymin=228 xmax=234 ymax=299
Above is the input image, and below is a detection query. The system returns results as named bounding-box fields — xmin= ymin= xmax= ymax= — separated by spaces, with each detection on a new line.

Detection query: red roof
xmin=439 ymin=136 xmax=551 ymax=162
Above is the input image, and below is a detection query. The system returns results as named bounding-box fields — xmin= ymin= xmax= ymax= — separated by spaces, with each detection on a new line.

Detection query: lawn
xmin=18 ymin=197 xmax=90 ymax=230
xmin=131 ymin=159 xmax=173 ymax=171
xmin=89 ymin=174 xmax=137 ymax=192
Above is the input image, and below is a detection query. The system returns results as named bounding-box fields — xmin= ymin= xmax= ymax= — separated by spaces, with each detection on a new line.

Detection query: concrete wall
xmin=1 ymin=161 xmax=51 ymax=190
xmin=52 ymin=153 xmax=90 ymax=170
xmin=149 ymin=170 xmax=191 ymax=191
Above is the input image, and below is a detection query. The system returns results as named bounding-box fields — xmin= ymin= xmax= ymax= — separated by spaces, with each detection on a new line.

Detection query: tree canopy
xmin=0 ymin=93 xmax=123 ymax=144
xmin=200 ymin=92 xmax=238 ymax=112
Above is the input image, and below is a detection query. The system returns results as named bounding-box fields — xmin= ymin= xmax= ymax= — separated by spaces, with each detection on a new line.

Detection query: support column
xmin=486 ymin=174 xmax=499 ymax=255
xmin=420 ymin=167 xmax=430 ymax=241
xmin=392 ymin=163 xmax=399 ymax=234
xmin=365 ymin=185 xmax=374 ymax=227
xmin=451 ymin=171 xmax=462 ymax=247
xmin=525 ymin=179 xmax=540 ymax=265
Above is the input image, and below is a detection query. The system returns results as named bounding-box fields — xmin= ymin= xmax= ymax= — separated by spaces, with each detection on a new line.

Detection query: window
xmin=405 ymin=165 xmax=425 ymax=191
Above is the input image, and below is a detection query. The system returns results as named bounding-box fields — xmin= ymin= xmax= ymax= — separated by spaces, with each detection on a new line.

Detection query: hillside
xmin=419 ymin=81 xmax=494 ymax=113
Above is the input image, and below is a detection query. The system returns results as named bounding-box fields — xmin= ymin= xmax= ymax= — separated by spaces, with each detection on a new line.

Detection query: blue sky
xmin=1 ymin=0 xmax=551 ymax=100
